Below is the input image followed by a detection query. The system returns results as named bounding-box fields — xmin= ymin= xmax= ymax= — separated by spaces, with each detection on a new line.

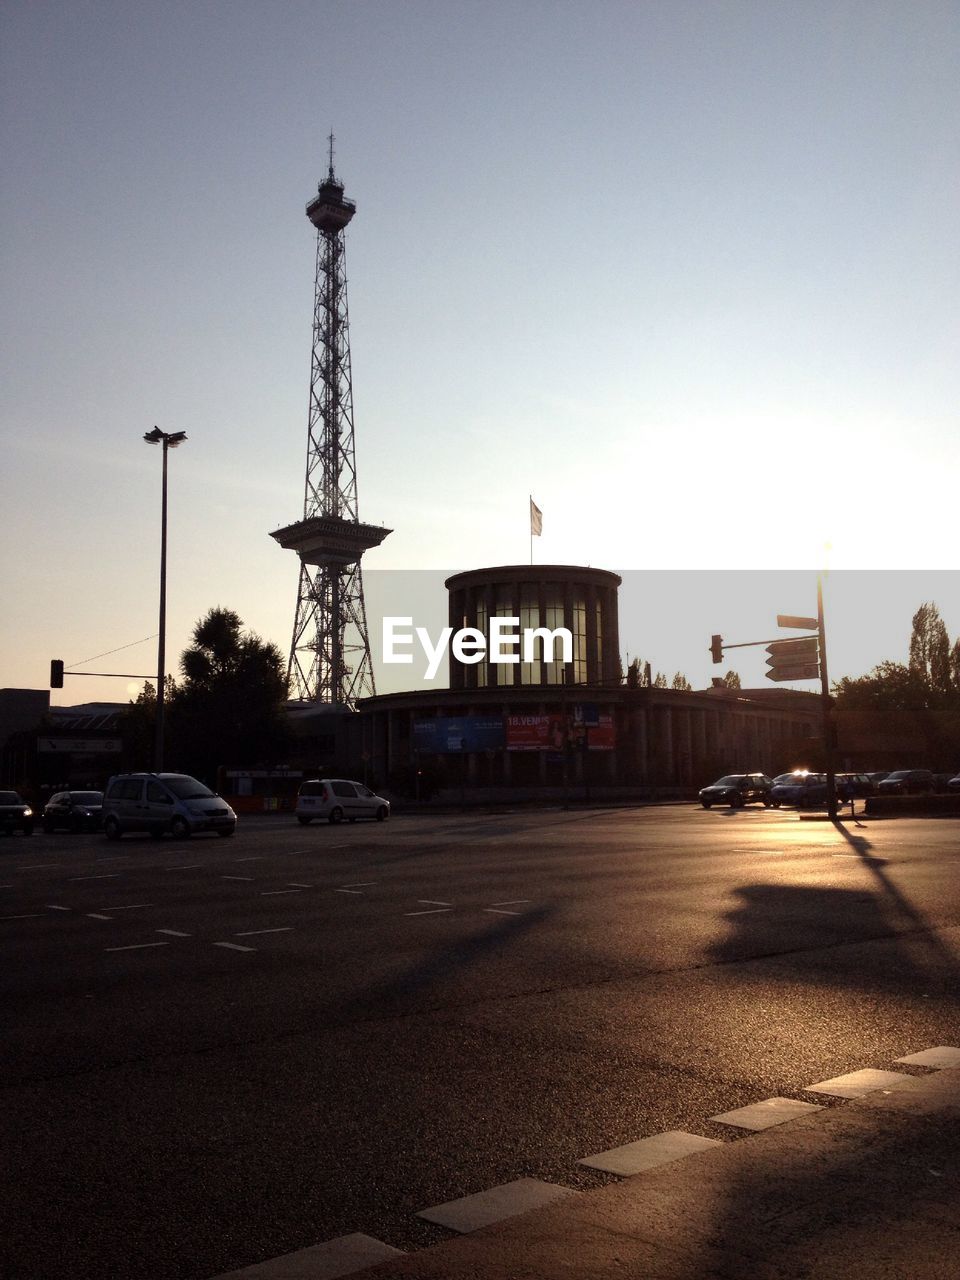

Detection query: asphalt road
xmin=2 ymin=806 xmax=959 ymax=1279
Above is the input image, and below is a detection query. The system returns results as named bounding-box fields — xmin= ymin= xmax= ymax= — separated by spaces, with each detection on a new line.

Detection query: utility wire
xmin=67 ymin=634 xmax=158 ymax=670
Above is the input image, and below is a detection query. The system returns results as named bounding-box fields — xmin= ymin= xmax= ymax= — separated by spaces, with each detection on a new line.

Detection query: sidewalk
xmin=353 ymin=1061 xmax=960 ymax=1280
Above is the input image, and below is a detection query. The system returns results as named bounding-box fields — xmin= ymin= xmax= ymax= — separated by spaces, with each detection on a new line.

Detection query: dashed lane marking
xmin=213 ymin=941 xmax=255 ymax=952
xmin=404 ymin=905 xmax=453 ymax=916
xmin=710 ymin=1097 xmax=824 ymax=1130
xmin=86 ymin=913 xmax=114 ymax=921
xmin=1 ymin=913 xmax=42 ymax=920
xmin=235 ymin=927 xmax=293 ymax=937
xmin=16 ymin=864 xmax=63 ymax=870
xmin=104 ymin=941 xmax=170 ymax=953
xmin=805 ymin=1068 xmax=915 ymax=1098
xmin=46 ymin=904 xmax=71 ymax=911
xmin=580 ymin=1130 xmax=721 ymax=1176
xmin=222 ymin=875 xmax=254 ymax=881
xmin=896 ymin=1046 xmax=960 ymax=1069
xmin=156 ymin=929 xmax=191 ymax=937
xmin=166 ymin=864 xmax=202 ymax=870
xmin=209 ymin=1232 xmax=403 ymax=1279
xmin=417 ymin=1177 xmax=577 ymax=1233
xmin=232 ymin=857 xmax=263 ymax=862
xmin=100 ymin=903 xmax=154 ymax=911
xmin=69 ymin=874 xmax=121 ymax=881
xmin=287 ymin=882 xmax=313 ymax=888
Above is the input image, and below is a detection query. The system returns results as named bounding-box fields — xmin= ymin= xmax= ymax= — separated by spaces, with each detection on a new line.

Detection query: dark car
xmin=877 ymin=769 xmax=936 ymax=796
xmin=770 ymin=772 xmax=827 ymax=808
xmin=948 ymin=774 xmax=960 ymax=792
xmin=836 ymin=773 xmax=875 ymax=801
xmin=699 ymin=773 xmax=773 ymax=809
xmin=0 ymin=791 xmax=34 ymax=835
xmin=42 ymin=790 xmax=104 ymax=833
xmin=865 ymin=771 xmax=888 ymax=785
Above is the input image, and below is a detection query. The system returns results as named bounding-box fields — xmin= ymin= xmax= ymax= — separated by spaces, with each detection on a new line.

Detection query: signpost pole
xmin=818 ymin=576 xmax=838 ymax=820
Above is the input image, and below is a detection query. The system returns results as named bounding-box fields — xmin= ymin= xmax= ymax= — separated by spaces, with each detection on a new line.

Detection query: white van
xmin=102 ymin=773 xmax=237 ymax=839
xmin=295 ymin=779 xmax=390 ymax=825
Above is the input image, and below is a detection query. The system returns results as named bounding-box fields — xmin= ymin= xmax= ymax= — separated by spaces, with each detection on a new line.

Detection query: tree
xmin=951 ymin=639 xmax=960 ymax=693
xmin=721 ymin=670 xmax=741 ymax=689
xmin=168 ymin=608 xmax=290 ymax=784
xmin=909 ymin=602 xmax=951 ymax=699
xmin=653 ymin=672 xmax=668 ymax=689
xmin=671 ymin=672 xmax=692 ymax=691
xmin=625 ymin=657 xmax=642 ymax=688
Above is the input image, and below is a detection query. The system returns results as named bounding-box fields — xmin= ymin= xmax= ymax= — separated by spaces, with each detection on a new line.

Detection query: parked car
xmin=295 ymin=778 xmax=390 ymax=824
xmin=102 ymin=773 xmax=237 ymax=839
xmin=42 ymin=790 xmax=104 ymax=832
xmin=865 ymin=772 xmax=889 ymax=785
xmin=770 ymin=773 xmax=827 ymax=808
xmin=932 ymin=773 xmax=956 ymax=794
xmin=0 ymin=791 xmax=34 ymax=835
xmin=948 ymin=774 xmax=960 ymax=792
xmin=876 ymin=769 xmax=936 ymax=796
xmin=698 ymin=774 xmax=773 ymax=809
xmin=836 ymin=773 xmax=875 ymax=801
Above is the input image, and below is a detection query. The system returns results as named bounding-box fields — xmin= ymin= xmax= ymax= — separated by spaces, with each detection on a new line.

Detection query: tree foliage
xmin=721 ymin=670 xmax=741 ymax=689
xmin=167 ymin=608 xmax=290 ymax=783
xmin=671 ymin=672 xmax=692 ymax=691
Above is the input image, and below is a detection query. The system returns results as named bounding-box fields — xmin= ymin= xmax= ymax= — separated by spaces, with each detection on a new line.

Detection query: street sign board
xmin=767 ymin=639 xmax=819 ymax=662
xmin=765 ymin=662 xmax=820 ymax=683
xmin=777 ymin=614 xmax=818 ymax=630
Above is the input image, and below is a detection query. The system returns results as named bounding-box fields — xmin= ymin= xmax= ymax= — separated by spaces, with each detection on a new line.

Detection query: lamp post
xmin=143 ymin=426 xmax=187 ymax=771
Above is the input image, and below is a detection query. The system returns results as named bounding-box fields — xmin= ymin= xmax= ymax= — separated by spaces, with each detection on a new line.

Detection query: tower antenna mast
xmin=271 ymin=142 xmax=391 ymax=705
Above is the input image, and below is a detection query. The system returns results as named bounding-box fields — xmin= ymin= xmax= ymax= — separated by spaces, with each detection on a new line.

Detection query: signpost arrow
xmin=765 ymin=661 xmax=821 ymax=683
xmin=767 ymin=638 xmax=819 ymax=662
xmin=777 ymin=614 xmax=818 ymax=630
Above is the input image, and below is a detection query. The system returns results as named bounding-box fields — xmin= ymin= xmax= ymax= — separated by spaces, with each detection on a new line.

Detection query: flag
xmin=530 ymin=497 xmax=542 ymax=537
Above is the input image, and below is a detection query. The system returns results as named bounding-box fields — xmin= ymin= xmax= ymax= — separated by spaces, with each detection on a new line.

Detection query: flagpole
xmin=529 ymin=494 xmax=533 ymax=565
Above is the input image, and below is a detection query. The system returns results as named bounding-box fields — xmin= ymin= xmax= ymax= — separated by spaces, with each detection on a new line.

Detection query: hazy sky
xmin=2 ymin=1 xmax=957 ymax=706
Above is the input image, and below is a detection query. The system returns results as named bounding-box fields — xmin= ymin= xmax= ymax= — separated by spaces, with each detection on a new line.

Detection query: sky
xmin=1 ymin=1 xmax=958 ymax=707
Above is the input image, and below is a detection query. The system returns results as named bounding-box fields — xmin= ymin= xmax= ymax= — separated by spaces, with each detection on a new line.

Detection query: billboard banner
xmin=413 ymin=716 xmax=504 ymax=754
xmin=506 ymin=715 xmax=567 ymax=752
xmin=588 ymin=714 xmax=616 ymax=750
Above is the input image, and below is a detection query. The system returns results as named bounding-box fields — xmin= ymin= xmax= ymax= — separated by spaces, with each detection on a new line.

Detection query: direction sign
xmin=766 ymin=662 xmax=820 ymax=683
xmin=777 ymin=614 xmax=818 ymax=630
xmin=767 ymin=638 xmax=819 ymax=662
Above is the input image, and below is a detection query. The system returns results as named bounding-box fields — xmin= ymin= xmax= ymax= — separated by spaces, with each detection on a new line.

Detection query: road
xmin=2 ymin=806 xmax=958 ymax=1279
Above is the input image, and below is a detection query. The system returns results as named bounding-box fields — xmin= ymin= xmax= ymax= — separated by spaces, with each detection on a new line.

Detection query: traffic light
xmin=710 ymin=635 xmax=723 ymax=664
xmin=50 ymin=659 xmax=64 ymax=688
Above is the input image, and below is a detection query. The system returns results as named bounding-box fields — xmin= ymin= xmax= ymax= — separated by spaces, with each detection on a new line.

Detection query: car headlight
xmin=23 ymin=807 xmax=33 ymax=818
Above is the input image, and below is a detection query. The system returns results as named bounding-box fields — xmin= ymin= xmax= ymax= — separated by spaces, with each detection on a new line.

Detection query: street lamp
xmin=143 ymin=426 xmax=187 ymax=771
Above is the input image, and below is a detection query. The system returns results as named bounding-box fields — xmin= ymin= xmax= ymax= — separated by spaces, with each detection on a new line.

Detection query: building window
xmin=494 ymin=595 xmax=515 ymax=687
xmin=573 ymin=598 xmax=587 ymax=684
xmin=544 ymin=594 xmax=564 ymax=686
xmin=594 ymin=599 xmax=603 ymax=684
xmin=520 ymin=585 xmax=540 ymax=685
xmin=475 ymin=597 xmax=488 ymax=688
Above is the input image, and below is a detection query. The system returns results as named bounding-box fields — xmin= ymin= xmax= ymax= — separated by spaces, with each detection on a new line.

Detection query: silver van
xmin=295 ymin=778 xmax=390 ymax=825
xmin=102 ymin=773 xmax=237 ymax=839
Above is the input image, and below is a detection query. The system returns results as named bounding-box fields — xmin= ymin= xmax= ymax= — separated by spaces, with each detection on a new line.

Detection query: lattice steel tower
xmin=271 ymin=142 xmax=390 ymax=704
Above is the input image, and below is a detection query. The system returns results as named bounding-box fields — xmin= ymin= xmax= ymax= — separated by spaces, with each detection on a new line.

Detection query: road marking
xmin=341 ymin=881 xmax=378 ymax=888
xmin=234 ymin=927 xmax=293 ymax=937
xmin=104 ymin=942 xmax=170 ymax=952
xmin=156 ymin=929 xmax=191 ymax=937
xmin=580 ymin=1131 xmax=722 ymax=1176
xmin=222 ymin=875 xmax=254 ymax=881
xmin=166 ymin=864 xmax=202 ymax=870
xmin=86 ymin=913 xmax=114 ymax=920
xmin=100 ymin=903 xmax=154 ymax=911
xmin=485 ymin=908 xmax=523 ymax=915
xmin=206 ymin=1233 xmax=403 ymax=1278
xmin=17 ymin=864 xmax=63 ymax=870
xmin=260 ymin=888 xmax=300 ymax=896
xmin=69 ymin=874 xmax=121 ymax=881
xmin=46 ymin=904 xmax=71 ymax=911
xmin=404 ymin=907 xmax=452 ymax=916
xmin=232 ymin=857 xmax=262 ymax=862
xmin=491 ymin=899 xmax=531 ymax=906
xmin=95 ymin=856 xmax=128 ymax=862
xmin=287 ymin=882 xmax=313 ymax=888
xmin=213 ymin=941 xmax=255 ymax=952
xmin=418 ymin=1178 xmax=578 ymax=1233
xmin=805 ymin=1068 xmax=914 ymax=1098
xmin=1 ymin=913 xmax=42 ymax=920
xmin=710 ymin=1097 xmax=823 ymax=1130
xmin=418 ymin=899 xmax=452 ymax=906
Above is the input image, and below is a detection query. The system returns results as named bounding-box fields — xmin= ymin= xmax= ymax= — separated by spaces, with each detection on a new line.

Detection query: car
xmin=295 ymin=778 xmax=390 ymax=824
xmin=0 ymin=791 xmax=34 ymax=835
xmin=42 ymin=790 xmax=104 ymax=833
xmin=102 ymin=773 xmax=237 ymax=839
xmin=948 ymin=774 xmax=960 ymax=792
xmin=836 ymin=773 xmax=875 ymax=801
xmin=698 ymin=774 xmax=773 ymax=809
xmin=865 ymin=772 xmax=889 ymax=785
xmin=769 ymin=772 xmax=827 ymax=808
xmin=932 ymin=773 xmax=956 ymax=794
xmin=876 ymin=769 xmax=936 ymax=796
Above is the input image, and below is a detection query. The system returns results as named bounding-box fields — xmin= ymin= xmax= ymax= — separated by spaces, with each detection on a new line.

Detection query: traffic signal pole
xmin=817 ymin=576 xmax=838 ymax=820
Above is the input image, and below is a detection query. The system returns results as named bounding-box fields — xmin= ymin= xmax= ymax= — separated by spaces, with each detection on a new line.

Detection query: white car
xmin=295 ymin=778 xmax=390 ymax=825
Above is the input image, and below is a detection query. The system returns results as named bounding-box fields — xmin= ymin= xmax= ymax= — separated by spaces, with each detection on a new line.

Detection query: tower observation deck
xmin=271 ymin=144 xmax=390 ymax=706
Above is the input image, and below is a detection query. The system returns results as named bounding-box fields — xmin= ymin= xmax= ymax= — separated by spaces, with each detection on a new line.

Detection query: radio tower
xmin=271 ymin=138 xmax=390 ymax=705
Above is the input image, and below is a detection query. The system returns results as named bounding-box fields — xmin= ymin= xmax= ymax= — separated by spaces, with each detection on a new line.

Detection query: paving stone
xmin=805 ymin=1068 xmax=914 ymax=1099
xmin=417 ymin=1177 xmax=577 ymax=1233
xmin=710 ymin=1096 xmax=824 ymax=1130
xmin=895 ymin=1045 xmax=960 ymax=1069
xmin=579 ymin=1129 xmax=721 ymax=1176
xmin=210 ymin=1233 xmax=404 ymax=1279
